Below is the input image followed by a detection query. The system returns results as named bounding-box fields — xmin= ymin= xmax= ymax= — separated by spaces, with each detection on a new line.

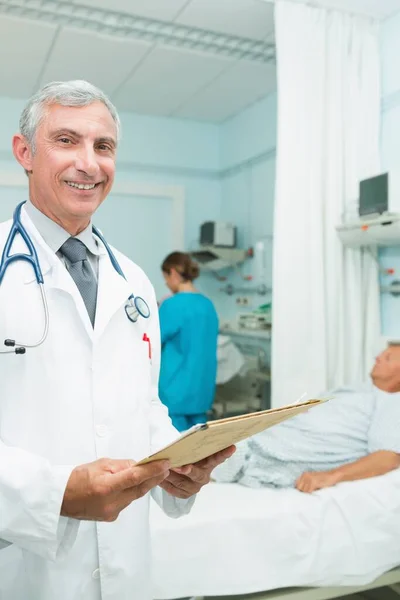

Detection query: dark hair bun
xmin=188 ymin=261 xmax=200 ymax=281
xmin=161 ymin=251 xmax=200 ymax=281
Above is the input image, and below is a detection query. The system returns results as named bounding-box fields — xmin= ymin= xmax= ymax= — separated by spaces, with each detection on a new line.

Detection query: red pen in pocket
xmin=143 ymin=333 xmax=152 ymax=361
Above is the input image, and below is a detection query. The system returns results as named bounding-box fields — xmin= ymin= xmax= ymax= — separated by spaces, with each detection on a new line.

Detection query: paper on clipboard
xmin=137 ymin=398 xmax=328 ymax=468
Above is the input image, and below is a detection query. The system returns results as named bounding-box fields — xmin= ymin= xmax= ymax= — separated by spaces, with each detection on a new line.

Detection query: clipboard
xmin=137 ymin=398 xmax=327 ymax=468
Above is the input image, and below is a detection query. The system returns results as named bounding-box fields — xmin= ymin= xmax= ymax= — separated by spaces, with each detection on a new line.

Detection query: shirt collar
xmin=24 ymin=200 xmax=101 ymax=257
xmin=373 ymin=385 xmax=400 ymax=400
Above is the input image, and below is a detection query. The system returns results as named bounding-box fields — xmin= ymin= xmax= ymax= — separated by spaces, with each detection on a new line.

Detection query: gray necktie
xmin=60 ymin=238 xmax=97 ymax=326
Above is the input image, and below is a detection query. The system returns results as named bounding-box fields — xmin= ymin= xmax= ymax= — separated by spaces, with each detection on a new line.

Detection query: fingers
xmin=119 ymin=471 xmax=170 ymax=507
xmin=162 ymin=455 xmax=225 ymax=497
xmin=222 ymin=445 xmax=236 ymax=458
xmin=173 ymin=465 xmax=192 ymax=476
xmin=110 ymin=460 xmax=170 ymax=492
xmin=168 ymin=468 xmax=209 ymax=488
xmin=296 ymin=471 xmax=337 ymax=493
xmin=295 ymin=473 xmax=315 ymax=493
xmin=63 ymin=459 xmax=171 ymax=522
xmin=100 ymin=471 xmax=169 ymax=522
xmin=159 ymin=478 xmax=195 ymax=499
xmin=296 ymin=472 xmax=329 ymax=494
xmin=211 ymin=445 xmax=236 ymax=466
xmin=297 ymin=482 xmax=314 ymax=493
xmin=170 ymin=446 xmax=237 ymax=492
xmin=296 ymin=481 xmax=312 ymax=493
xmin=102 ymin=458 xmax=136 ymax=474
xmin=190 ymin=445 xmax=236 ymax=471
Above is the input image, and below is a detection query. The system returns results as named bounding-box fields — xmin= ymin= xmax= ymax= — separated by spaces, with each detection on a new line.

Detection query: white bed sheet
xmin=150 ymin=469 xmax=400 ymax=599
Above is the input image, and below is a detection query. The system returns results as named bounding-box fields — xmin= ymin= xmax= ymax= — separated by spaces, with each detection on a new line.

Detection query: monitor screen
xmin=359 ymin=173 xmax=388 ymax=217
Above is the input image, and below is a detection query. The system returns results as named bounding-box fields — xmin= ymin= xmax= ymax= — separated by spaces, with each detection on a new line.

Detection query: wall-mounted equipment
xmin=337 ymin=172 xmax=400 ymax=248
xmin=336 ymin=213 xmax=400 ymax=248
xmin=238 ymin=313 xmax=271 ymax=331
xmin=220 ymin=283 xmax=270 ymax=296
xmin=200 ymin=221 xmax=236 ymax=248
xmin=190 ymin=246 xmax=247 ymax=272
xmin=381 ymin=280 xmax=400 ymax=297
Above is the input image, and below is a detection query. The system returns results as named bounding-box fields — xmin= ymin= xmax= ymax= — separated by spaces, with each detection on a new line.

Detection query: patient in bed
xmin=212 ymin=346 xmax=400 ymax=493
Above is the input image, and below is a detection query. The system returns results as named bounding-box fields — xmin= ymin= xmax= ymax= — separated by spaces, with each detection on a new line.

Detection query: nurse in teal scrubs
xmin=159 ymin=252 xmax=219 ymax=432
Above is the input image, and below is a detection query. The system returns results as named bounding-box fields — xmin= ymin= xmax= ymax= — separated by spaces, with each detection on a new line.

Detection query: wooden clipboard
xmin=137 ymin=398 xmax=327 ymax=468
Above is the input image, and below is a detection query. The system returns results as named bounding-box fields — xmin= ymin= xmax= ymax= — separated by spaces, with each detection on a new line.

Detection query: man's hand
xmin=61 ymin=458 xmax=170 ymax=522
xmin=295 ymin=470 xmax=340 ymax=493
xmin=159 ymin=446 xmax=236 ymax=499
xmin=296 ymin=452 xmax=400 ymax=494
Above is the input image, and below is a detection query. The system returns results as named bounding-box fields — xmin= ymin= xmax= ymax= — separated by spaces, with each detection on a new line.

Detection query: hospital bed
xmin=150 ymin=469 xmax=400 ymax=600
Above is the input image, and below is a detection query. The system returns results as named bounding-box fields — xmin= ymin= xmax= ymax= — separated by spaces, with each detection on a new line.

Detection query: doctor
xmin=0 ymin=80 xmax=234 ymax=600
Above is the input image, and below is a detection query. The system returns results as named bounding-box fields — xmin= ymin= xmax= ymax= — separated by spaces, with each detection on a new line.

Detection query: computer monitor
xmin=359 ymin=173 xmax=388 ymax=217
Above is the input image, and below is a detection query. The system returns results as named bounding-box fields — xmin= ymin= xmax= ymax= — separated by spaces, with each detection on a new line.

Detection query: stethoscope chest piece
xmin=125 ymin=296 xmax=151 ymax=323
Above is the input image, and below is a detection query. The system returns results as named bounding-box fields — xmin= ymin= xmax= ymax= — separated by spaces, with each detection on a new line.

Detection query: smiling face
xmin=12 ymin=101 xmax=117 ymax=235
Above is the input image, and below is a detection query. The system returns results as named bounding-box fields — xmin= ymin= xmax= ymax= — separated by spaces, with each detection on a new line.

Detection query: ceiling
xmin=1 ymin=0 xmax=399 ymax=124
xmin=330 ymin=0 xmax=400 ymax=18
xmin=278 ymin=0 xmax=400 ymax=18
xmin=0 ymin=0 xmax=276 ymax=123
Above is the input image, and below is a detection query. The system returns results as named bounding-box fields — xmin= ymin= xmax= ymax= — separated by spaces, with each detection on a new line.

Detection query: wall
xmin=380 ymin=12 xmax=400 ymax=339
xmin=116 ymin=110 xmax=222 ymax=257
xmin=214 ymin=93 xmax=277 ymax=322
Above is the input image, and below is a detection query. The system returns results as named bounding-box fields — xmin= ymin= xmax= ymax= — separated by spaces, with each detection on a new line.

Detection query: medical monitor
xmin=359 ymin=173 xmax=388 ymax=217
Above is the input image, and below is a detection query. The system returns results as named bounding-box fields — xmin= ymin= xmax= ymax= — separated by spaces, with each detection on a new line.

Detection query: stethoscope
xmin=0 ymin=201 xmax=151 ymax=355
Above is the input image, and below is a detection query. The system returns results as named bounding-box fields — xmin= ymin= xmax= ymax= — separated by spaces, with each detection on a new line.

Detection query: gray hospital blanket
xmin=213 ymin=384 xmax=400 ymax=488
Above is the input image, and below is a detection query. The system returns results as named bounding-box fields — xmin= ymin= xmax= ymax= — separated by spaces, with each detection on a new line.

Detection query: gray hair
xmin=20 ymin=80 xmax=121 ymax=153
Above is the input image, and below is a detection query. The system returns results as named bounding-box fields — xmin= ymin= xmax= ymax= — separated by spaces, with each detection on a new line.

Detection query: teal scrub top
xmin=158 ymin=292 xmax=219 ymax=416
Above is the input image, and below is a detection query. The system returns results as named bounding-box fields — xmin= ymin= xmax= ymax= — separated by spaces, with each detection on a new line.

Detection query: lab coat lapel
xmin=44 ymin=254 xmax=96 ymax=341
xmin=94 ymin=247 xmax=132 ymax=340
xmin=20 ymin=211 xmax=95 ymax=341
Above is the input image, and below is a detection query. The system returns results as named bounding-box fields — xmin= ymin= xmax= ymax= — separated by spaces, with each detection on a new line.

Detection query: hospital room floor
xmin=342 ymin=587 xmax=400 ymax=599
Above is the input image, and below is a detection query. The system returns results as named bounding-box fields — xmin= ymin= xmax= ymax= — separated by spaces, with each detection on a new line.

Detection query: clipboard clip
xmin=291 ymin=392 xmax=333 ymax=407
xmin=293 ymin=392 xmax=308 ymax=405
xmin=180 ymin=422 xmax=208 ymax=437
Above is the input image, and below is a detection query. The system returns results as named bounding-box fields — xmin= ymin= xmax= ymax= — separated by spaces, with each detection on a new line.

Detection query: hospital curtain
xmin=271 ymin=0 xmax=381 ymax=406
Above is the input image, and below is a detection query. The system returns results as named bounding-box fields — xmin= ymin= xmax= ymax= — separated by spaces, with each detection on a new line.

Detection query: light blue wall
xmin=380 ymin=12 xmax=400 ymax=338
xmin=213 ymin=94 xmax=277 ymax=322
xmin=220 ymin=94 xmax=277 ymax=171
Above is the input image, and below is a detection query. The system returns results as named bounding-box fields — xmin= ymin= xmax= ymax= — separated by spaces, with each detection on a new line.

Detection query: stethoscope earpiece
xmin=4 ymin=339 xmax=26 ymax=354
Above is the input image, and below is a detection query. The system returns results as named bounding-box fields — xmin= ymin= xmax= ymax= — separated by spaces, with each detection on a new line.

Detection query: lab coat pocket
xmin=141 ymin=332 xmax=152 ymax=364
xmin=138 ymin=332 xmax=152 ymax=400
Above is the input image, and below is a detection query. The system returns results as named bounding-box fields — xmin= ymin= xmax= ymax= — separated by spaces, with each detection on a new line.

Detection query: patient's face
xmin=370 ymin=347 xmax=400 ymax=392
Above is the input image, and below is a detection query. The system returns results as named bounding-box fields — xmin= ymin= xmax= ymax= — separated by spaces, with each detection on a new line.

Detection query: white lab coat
xmin=0 ymin=207 xmax=193 ymax=600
